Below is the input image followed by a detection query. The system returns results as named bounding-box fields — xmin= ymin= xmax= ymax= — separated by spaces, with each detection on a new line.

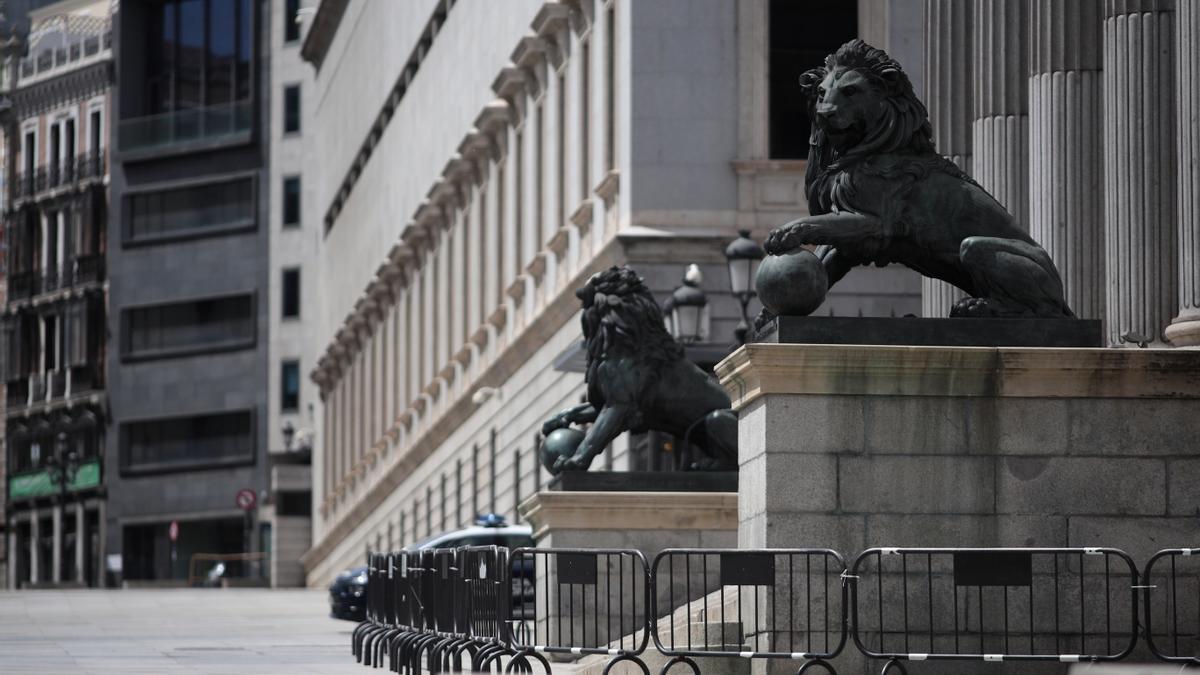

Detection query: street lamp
xmin=44 ymin=431 xmax=79 ymax=492
xmin=667 ymin=264 xmax=709 ymax=345
xmin=724 ymin=229 xmax=765 ymax=345
xmin=281 ymin=421 xmax=295 ymax=451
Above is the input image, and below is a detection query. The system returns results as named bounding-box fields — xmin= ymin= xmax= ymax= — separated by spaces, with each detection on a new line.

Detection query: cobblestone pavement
xmin=0 ymin=588 xmax=363 ymax=674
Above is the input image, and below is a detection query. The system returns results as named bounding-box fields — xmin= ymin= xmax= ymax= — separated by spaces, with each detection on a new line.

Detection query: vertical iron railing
xmin=651 ymin=548 xmax=847 ymax=674
xmin=849 ymin=547 xmax=1139 ymax=674
xmin=509 ymin=547 xmax=651 ymax=674
xmin=1142 ymin=548 xmax=1200 ymax=666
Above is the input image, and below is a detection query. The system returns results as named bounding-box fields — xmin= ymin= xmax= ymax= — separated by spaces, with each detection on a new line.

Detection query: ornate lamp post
xmin=724 ymin=229 xmax=765 ymax=345
xmin=667 ymin=264 xmax=709 ymax=345
xmin=44 ymin=431 xmax=79 ymax=494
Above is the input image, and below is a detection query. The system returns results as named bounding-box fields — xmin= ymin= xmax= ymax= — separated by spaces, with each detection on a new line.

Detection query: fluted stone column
xmin=973 ymin=0 xmax=1029 ymax=226
xmin=1103 ymin=0 xmax=1178 ymax=346
xmin=1029 ymin=0 xmax=1105 ymax=319
xmin=1167 ymin=0 xmax=1200 ymax=345
xmin=922 ymin=0 xmax=973 ymax=316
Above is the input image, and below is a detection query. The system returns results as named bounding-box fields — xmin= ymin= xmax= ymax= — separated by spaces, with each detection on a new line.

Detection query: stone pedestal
xmin=718 ymin=343 xmax=1200 ymax=560
xmin=518 ymin=490 xmax=737 ymax=661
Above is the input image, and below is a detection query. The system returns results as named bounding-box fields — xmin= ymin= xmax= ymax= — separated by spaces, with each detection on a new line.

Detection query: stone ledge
xmin=518 ymin=491 xmax=737 ymax=541
xmin=716 ymin=343 xmax=1200 ymax=410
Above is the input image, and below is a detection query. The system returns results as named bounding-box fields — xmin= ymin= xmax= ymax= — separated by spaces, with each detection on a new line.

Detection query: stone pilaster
xmin=1029 ymin=0 xmax=1105 ymax=319
xmin=1167 ymin=0 xmax=1200 ymax=345
xmin=1103 ymin=0 xmax=1178 ymax=346
xmin=51 ymin=506 xmax=62 ymax=584
xmin=973 ymin=0 xmax=1029 ymax=225
xmin=922 ymin=0 xmax=973 ymax=316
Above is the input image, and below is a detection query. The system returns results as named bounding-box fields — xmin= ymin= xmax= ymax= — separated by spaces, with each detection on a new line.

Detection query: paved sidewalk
xmin=0 ymin=588 xmax=363 ymax=674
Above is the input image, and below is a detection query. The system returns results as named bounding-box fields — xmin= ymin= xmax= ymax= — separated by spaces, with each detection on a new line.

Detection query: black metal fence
xmin=349 ymin=546 xmax=1196 ymax=673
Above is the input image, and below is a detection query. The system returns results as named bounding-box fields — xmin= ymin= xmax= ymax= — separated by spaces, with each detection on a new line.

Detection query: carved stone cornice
xmin=505 ymin=275 xmax=528 ymax=302
xmin=487 ymin=305 xmax=508 ymax=330
xmin=413 ymin=200 xmax=446 ymax=237
xmin=547 ymin=225 xmax=571 ymax=258
xmin=491 ymin=67 xmax=529 ymax=124
xmin=533 ymin=4 xmax=572 ymax=70
xmin=469 ymin=326 xmax=490 ymax=349
xmin=457 ymin=130 xmax=492 ymax=184
xmin=525 ymin=251 xmax=549 ymax=281
xmin=511 ymin=36 xmax=549 ymax=98
xmin=12 ymin=61 xmax=112 ymax=118
xmin=560 ymin=0 xmax=594 ymax=35
xmin=569 ymin=199 xmax=594 ymax=231
xmin=594 ymin=169 xmax=620 ymax=202
xmin=474 ymin=100 xmax=511 ymax=161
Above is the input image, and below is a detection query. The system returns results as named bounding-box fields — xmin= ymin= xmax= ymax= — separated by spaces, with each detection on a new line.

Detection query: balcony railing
xmin=118 ymin=100 xmax=253 ymax=156
xmin=6 ymin=255 xmax=106 ymax=302
xmin=6 ymin=365 xmax=105 ymax=410
xmin=14 ymin=150 xmax=107 ymax=201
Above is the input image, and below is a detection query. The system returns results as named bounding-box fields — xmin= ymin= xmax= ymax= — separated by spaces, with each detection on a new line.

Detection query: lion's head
xmin=801 ymin=40 xmax=935 ymax=174
xmin=575 ymin=266 xmax=683 ymax=379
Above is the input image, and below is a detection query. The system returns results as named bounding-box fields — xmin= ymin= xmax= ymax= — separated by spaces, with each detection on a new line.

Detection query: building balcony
xmin=6 ymin=255 xmax=107 ymax=303
xmin=117 ymin=100 xmax=253 ymax=159
xmin=6 ymin=365 xmax=105 ymax=411
xmin=13 ymin=151 xmax=108 ymax=203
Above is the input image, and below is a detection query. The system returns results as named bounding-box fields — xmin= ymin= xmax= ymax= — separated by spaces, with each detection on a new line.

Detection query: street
xmin=0 ymin=589 xmax=362 ymax=673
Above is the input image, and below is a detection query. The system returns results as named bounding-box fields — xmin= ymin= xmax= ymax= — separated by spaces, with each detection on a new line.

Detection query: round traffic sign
xmin=168 ymin=520 xmax=179 ymax=542
xmin=235 ymin=488 xmax=257 ymax=511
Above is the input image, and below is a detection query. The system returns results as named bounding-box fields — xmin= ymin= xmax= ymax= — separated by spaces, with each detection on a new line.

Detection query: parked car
xmin=328 ymin=565 xmax=369 ymax=621
xmin=328 ymin=514 xmax=534 ymax=622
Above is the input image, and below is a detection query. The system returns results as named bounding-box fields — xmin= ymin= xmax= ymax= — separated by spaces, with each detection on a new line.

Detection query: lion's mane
xmin=801 ymin=39 xmax=951 ymax=216
xmin=576 ymin=267 xmax=683 ymax=389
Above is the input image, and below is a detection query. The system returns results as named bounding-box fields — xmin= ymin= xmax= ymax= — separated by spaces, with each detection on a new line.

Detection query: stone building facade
xmin=2 ymin=0 xmax=111 ymax=589
xmin=299 ymin=0 xmax=925 ymax=585
xmin=923 ymin=0 xmax=1200 ymax=347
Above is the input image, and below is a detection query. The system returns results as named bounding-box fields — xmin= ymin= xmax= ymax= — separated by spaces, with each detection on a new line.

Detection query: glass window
xmin=143 ymin=0 xmax=253 ymax=115
xmin=282 ymin=175 xmax=300 ymax=227
xmin=283 ymin=85 xmax=301 ymax=134
xmin=285 ymin=0 xmax=300 ymax=43
xmin=282 ymin=268 xmax=300 ymax=318
xmin=126 ymin=177 xmax=255 ymax=243
xmin=123 ymin=294 xmax=255 ymax=359
xmin=120 ymin=410 xmax=254 ymax=474
xmin=768 ymin=0 xmax=857 ymax=159
xmin=281 ymin=359 xmax=300 ymax=411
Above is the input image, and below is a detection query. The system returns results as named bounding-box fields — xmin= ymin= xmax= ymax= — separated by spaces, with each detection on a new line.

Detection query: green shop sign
xmin=8 ymin=459 xmax=101 ymax=500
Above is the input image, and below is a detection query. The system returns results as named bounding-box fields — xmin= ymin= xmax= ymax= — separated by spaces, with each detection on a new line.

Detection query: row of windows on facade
xmin=124 ymin=174 xmax=300 ymax=245
xmin=320 ymin=4 xmax=621 ymax=503
xmin=19 ymin=108 xmax=104 ymax=178
xmin=1 ymin=297 xmax=101 ymax=383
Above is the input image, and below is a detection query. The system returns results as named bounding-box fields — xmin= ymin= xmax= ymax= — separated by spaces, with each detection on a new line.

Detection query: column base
xmin=1166 ymin=308 xmax=1200 ymax=346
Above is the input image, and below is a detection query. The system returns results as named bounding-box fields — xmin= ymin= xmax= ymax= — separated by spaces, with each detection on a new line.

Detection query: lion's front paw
xmin=752 ymin=308 xmax=776 ymax=332
xmin=555 ymin=449 xmax=595 ymax=472
xmin=764 ymin=222 xmax=818 ymax=255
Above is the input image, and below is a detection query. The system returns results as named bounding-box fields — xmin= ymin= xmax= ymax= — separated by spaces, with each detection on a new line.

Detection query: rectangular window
xmin=768 ymin=0 xmax=857 ymax=158
xmin=284 ymin=0 xmax=301 ymax=43
xmin=282 ymin=175 xmax=301 ymax=227
xmin=283 ymin=85 xmax=301 ymax=134
xmin=579 ymin=40 xmax=590 ymax=196
xmin=281 ymin=359 xmax=300 ymax=411
xmin=89 ymin=110 xmax=102 ymax=153
xmin=126 ymin=177 xmax=255 ymax=244
xmin=282 ymin=268 xmax=301 ymax=318
xmin=604 ymin=5 xmax=616 ymax=172
xmin=120 ymin=410 xmax=255 ymax=474
xmin=123 ymin=293 xmax=255 ymax=360
xmin=145 ymin=0 xmax=252 ymax=115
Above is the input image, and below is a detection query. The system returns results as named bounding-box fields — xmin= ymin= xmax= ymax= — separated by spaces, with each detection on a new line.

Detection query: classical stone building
xmin=922 ymin=0 xmax=1199 ymax=347
xmin=2 ymin=0 xmax=111 ymax=589
xmin=299 ymin=0 xmax=926 ymax=585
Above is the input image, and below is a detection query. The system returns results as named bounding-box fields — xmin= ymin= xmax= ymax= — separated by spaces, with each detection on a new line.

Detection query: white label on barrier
xmin=388 ymin=561 xmax=393 ymax=579
xmin=400 ymin=557 xmax=407 ymax=577
xmin=570 ymin=648 xmax=582 ymax=655
xmin=908 ymin=654 xmax=929 ymax=661
xmin=881 ymin=548 xmax=900 ymax=555
xmin=1059 ymin=655 xmax=1081 ymax=662
xmin=1184 ymin=549 xmax=1196 ymax=556
xmin=984 ymin=654 xmax=1003 ymax=662
xmin=1084 ymin=548 xmax=1102 ymax=555
xmin=479 ymin=561 xmax=487 ymax=579
xmin=789 ymin=653 xmax=810 ymax=660
xmin=739 ymin=652 xmax=754 ymax=658
xmin=607 ymin=649 xmax=619 ymax=656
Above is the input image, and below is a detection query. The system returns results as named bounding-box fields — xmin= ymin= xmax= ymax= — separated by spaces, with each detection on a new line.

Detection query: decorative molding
xmin=524 ymin=252 xmax=549 ymax=281
xmin=546 ymin=225 xmax=572 ymax=258
xmin=569 ymin=199 xmax=594 ymax=230
xmin=505 ymin=275 xmax=528 ymax=302
xmin=492 ymin=67 xmax=529 ymax=124
xmin=594 ymin=169 xmax=620 ymax=202
xmin=716 ymin=344 xmax=1200 ymax=412
xmin=519 ymin=491 xmax=738 ymax=541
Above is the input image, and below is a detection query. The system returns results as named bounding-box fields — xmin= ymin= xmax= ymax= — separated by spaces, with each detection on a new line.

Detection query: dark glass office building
xmin=106 ymin=0 xmax=269 ymax=583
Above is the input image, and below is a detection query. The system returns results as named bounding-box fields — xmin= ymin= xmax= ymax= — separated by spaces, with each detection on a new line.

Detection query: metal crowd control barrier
xmin=650 ymin=548 xmax=848 ymax=674
xmin=848 ymin=547 xmax=1140 ymax=674
xmin=509 ymin=547 xmax=652 ymax=674
xmin=1142 ymin=548 xmax=1200 ymax=666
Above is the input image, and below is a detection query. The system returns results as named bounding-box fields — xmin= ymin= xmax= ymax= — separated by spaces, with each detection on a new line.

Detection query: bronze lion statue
xmin=762 ymin=39 xmax=1074 ymax=319
xmin=540 ymin=266 xmax=738 ymax=473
